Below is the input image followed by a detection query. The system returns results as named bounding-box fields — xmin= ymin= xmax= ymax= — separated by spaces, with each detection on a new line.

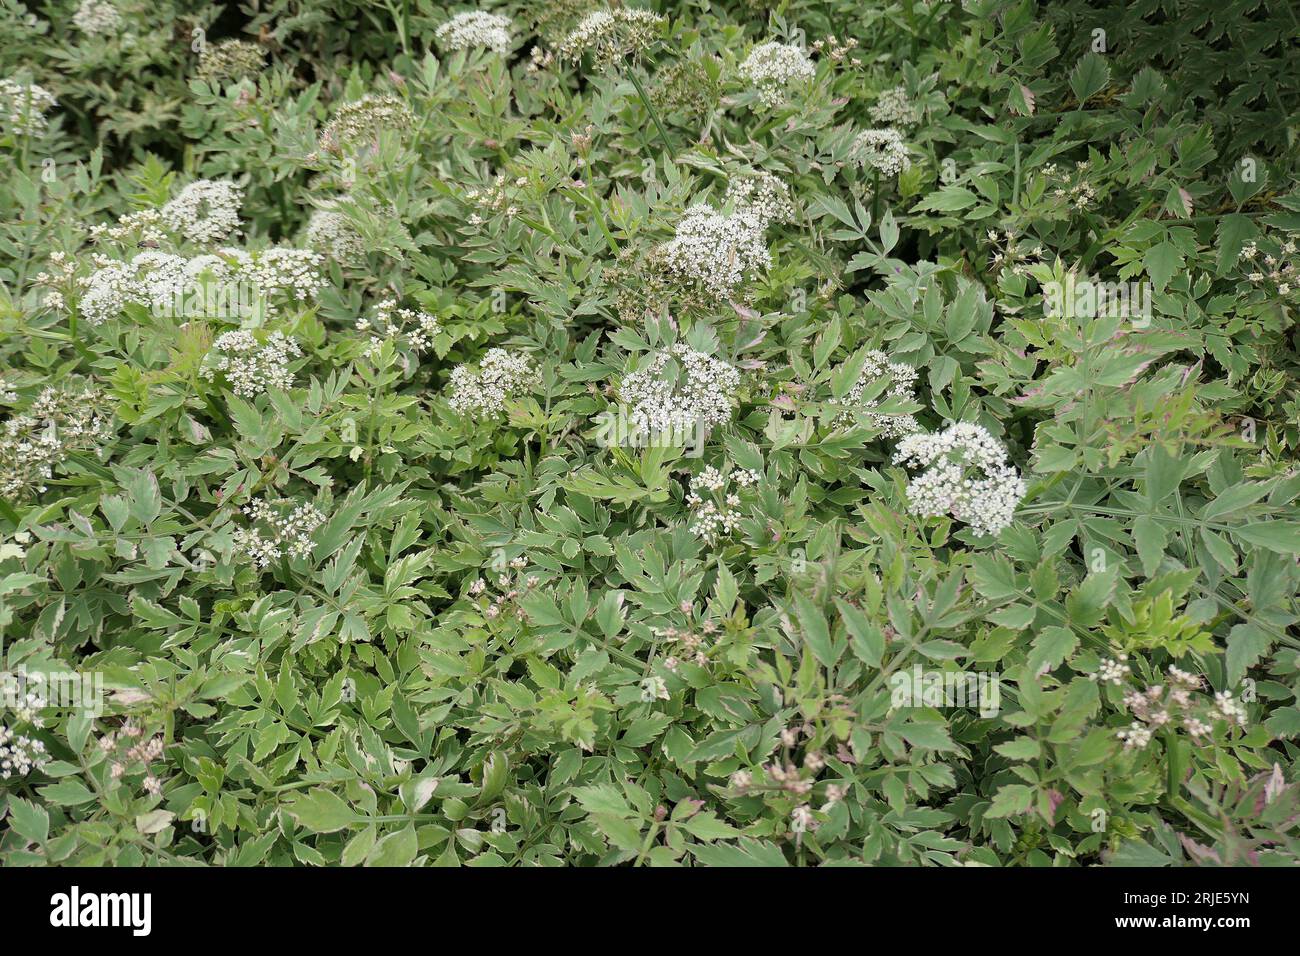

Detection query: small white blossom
xmin=685 ymin=463 xmax=761 ymax=543
xmin=361 ymin=297 xmax=442 ymax=361
xmin=851 ymin=127 xmax=911 ymax=176
xmin=658 ymin=204 xmax=770 ymax=300
xmin=232 ymin=497 xmax=327 ymax=568
xmin=72 ymin=0 xmax=121 ymax=35
xmin=162 ymin=180 xmax=244 ymax=244
xmin=305 ymin=206 xmax=365 ymax=264
xmin=319 ymin=95 xmax=414 ymax=152
xmin=829 ymin=350 xmax=919 ymax=437
xmin=1117 ymin=721 xmax=1153 ymax=750
xmin=724 ymin=171 xmax=796 ymax=226
xmin=0 ymin=724 xmax=48 ymax=779
xmin=234 ymin=247 xmax=327 ymax=306
xmin=619 ymin=343 xmax=741 ymax=438
xmin=869 ymin=86 xmax=921 ymax=127
xmin=447 ymin=348 xmax=536 ymax=418
xmin=556 ymin=8 xmax=665 ymax=66
xmin=1094 ymin=655 xmax=1131 ymax=686
xmin=202 ymin=330 xmax=302 ymax=397
xmin=0 ymin=79 xmax=57 ymax=135
xmin=892 ymin=422 xmax=1026 ymax=537
xmin=435 ymin=12 xmax=513 ymax=53
xmin=0 ymin=386 xmax=112 ymax=498
xmin=739 ymin=42 xmax=816 ymax=108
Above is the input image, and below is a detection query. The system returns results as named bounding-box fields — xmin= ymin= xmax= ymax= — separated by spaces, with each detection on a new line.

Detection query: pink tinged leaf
xmin=1178 ymin=833 xmax=1221 ymax=865
xmin=1021 ymin=85 xmax=1036 ymax=115
xmin=1265 ymin=762 xmax=1286 ymax=805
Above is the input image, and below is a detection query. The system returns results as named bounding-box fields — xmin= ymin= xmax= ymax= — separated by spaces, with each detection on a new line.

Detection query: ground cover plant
xmin=1 ymin=0 xmax=1299 ymax=868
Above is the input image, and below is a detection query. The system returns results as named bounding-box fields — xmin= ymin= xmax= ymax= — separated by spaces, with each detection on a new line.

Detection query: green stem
xmin=1013 ymin=139 xmax=1021 ymax=210
xmin=577 ymin=173 xmax=621 ymax=256
xmin=627 ymin=69 xmax=672 ymax=156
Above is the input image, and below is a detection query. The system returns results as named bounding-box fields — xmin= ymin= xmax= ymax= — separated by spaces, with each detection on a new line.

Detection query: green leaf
xmin=7 ymin=797 xmax=49 ymax=843
xmin=1144 ymin=241 xmax=1182 ymax=294
xmin=286 ymin=789 xmax=359 ymax=834
xmin=1068 ymin=52 xmax=1110 ymax=103
xmin=986 ymin=784 xmax=1035 ymax=818
xmin=365 ymin=825 xmax=419 ymax=867
xmin=1230 ymin=521 xmax=1300 ymax=554
xmin=793 ymin=592 xmax=837 ymax=668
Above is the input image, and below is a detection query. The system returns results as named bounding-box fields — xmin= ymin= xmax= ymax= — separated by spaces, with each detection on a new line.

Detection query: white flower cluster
xmin=72 ymin=0 xmax=122 ymax=35
xmin=232 ymin=498 xmax=327 ymax=568
xmin=556 ymin=8 xmax=665 ymax=65
xmin=0 ymin=78 xmax=57 ymax=135
xmin=435 ymin=12 xmax=513 ymax=53
xmin=357 ymin=297 xmax=442 ymax=360
xmin=892 ymin=422 xmax=1026 ymax=537
xmin=0 ymin=724 xmax=47 ymax=779
xmin=724 ymin=171 xmax=796 ymax=226
xmin=447 ymin=348 xmax=536 ymax=418
xmin=619 ymin=344 xmax=741 ymax=436
xmin=88 ymin=208 xmax=166 ymax=245
xmin=686 ymin=464 xmax=761 ymax=543
xmin=0 ymin=386 xmax=112 ymax=498
xmin=738 ymin=42 xmax=816 ymax=108
xmin=161 ymin=180 xmax=244 ymax=244
xmin=1240 ymin=237 xmax=1298 ymax=298
xmin=851 ymin=127 xmax=911 ymax=176
xmin=465 ymin=174 xmax=520 ymax=225
xmin=305 ymin=205 xmax=365 ymax=264
xmin=223 ymin=247 xmax=327 ymax=307
xmin=829 ymin=350 xmax=919 ymax=437
xmin=869 ymin=86 xmax=921 ymax=127
xmin=78 ymin=251 xmax=195 ymax=325
xmin=1043 ymin=162 xmax=1097 ymax=211
xmin=0 ymin=678 xmax=46 ymax=726
xmin=76 ymin=246 xmax=323 ymax=325
xmin=319 ymin=94 xmax=414 ymax=152
xmin=1093 ymin=654 xmax=1131 ymax=686
xmin=658 ymin=204 xmax=770 ymax=300
xmin=202 ymin=330 xmax=302 ymax=397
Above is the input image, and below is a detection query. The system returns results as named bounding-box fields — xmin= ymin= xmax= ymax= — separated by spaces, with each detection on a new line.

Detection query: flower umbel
xmin=829 ymin=350 xmax=919 ymax=436
xmin=162 ymin=180 xmax=244 ymax=244
xmin=892 ymin=422 xmax=1026 ymax=537
xmin=447 ymin=348 xmax=536 ymax=418
xmin=435 ymin=12 xmax=513 ymax=53
xmin=738 ymin=42 xmax=815 ymax=108
xmin=202 ymin=330 xmax=302 ymax=397
xmin=619 ymin=343 xmax=742 ymax=438
xmin=233 ymin=498 xmax=327 ymax=568
xmin=556 ymin=8 xmax=665 ymax=66
xmin=850 ymin=127 xmax=911 ymax=176
xmin=658 ymin=204 xmax=771 ymax=300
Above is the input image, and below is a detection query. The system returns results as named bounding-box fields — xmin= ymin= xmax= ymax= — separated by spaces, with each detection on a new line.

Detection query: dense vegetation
xmin=1 ymin=0 xmax=1299 ymax=866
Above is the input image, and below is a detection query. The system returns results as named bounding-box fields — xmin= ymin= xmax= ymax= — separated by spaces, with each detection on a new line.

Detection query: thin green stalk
xmin=1012 ymin=139 xmax=1021 ymax=210
xmin=577 ymin=174 xmax=622 ymax=256
xmin=627 ymin=69 xmax=672 ymax=156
